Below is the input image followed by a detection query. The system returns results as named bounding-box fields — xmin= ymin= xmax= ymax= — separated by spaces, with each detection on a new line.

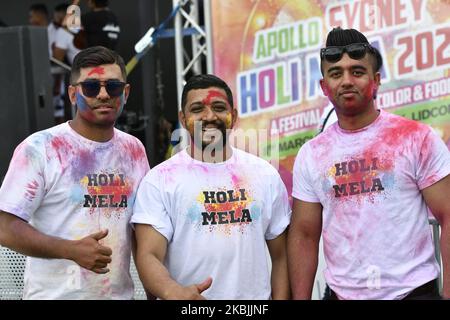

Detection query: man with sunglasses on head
xmin=288 ymin=27 xmax=450 ymax=300
xmin=0 ymin=46 xmax=150 ymax=299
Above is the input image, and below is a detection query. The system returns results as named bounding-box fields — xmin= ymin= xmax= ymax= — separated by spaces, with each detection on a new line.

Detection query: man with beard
xmin=131 ymin=74 xmax=291 ymax=299
xmin=0 ymin=46 xmax=149 ymax=299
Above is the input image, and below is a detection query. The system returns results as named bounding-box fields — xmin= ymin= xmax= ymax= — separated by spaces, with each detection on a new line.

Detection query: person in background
xmin=75 ymin=0 xmax=120 ymax=50
xmin=49 ymin=2 xmax=81 ymax=123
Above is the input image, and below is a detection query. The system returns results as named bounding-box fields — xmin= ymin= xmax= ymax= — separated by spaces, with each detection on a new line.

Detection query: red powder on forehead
xmin=202 ymin=90 xmax=228 ymax=105
xmin=88 ymin=67 xmax=105 ymax=76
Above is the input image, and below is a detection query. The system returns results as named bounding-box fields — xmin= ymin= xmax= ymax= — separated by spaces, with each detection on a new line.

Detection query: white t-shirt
xmin=293 ymin=110 xmax=450 ymax=300
xmin=48 ymin=23 xmax=80 ymax=65
xmin=131 ymin=147 xmax=291 ymax=300
xmin=54 ymin=28 xmax=79 ymax=64
xmin=47 ymin=23 xmax=58 ymax=57
xmin=0 ymin=122 xmax=150 ymax=299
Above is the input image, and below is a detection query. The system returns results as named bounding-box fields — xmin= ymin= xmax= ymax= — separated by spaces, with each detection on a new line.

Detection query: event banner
xmin=211 ymin=0 xmax=450 ymax=194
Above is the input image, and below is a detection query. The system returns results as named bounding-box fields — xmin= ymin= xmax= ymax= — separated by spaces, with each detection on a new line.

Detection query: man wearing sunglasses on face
xmin=288 ymin=27 xmax=450 ymax=300
xmin=0 ymin=46 xmax=150 ymax=299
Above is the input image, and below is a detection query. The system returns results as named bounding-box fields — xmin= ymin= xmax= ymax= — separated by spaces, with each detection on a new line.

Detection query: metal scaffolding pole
xmin=172 ymin=0 xmax=213 ymax=110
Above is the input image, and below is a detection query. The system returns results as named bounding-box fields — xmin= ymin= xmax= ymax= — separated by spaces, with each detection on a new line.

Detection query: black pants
xmin=323 ymin=279 xmax=441 ymax=300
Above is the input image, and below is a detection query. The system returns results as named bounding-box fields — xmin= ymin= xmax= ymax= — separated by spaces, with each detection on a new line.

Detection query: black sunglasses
xmin=74 ymin=80 xmax=126 ymax=98
xmin=320 ymin=43 xmax=375 ymax=63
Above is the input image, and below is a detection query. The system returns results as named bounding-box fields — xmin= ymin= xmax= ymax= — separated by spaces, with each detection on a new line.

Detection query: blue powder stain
xmin=187 ymin=203 xmax=202 ymax=223
xmin=76 ymin=91 xmax=125 ymax=119
xmin=322 ymin=179 xmax=333 ymax=193
xmin=70 ymin=185 xmax=85 ymax=203
xmin=250 ymin=204 xmax=261 ymax=221
xmin=128 ymin=192 xmax=136 ymax=206
xmin=381 ymin=172 xmax=396 ymax=189
xmin=117 ymin=93 xmax=125 ymax=117
xmin=76 ymin=92 xmax=90 ymax=111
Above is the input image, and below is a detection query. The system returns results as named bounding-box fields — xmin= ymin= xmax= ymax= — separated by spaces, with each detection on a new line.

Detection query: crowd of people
xmin=28 ymin=0 xmax=120 ymax=124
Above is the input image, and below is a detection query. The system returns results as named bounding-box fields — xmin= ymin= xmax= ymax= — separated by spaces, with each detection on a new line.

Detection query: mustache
xmin=192 ymin=120 xmax=227 ymax=130
xmin=339 ymin=90 xmax=358 ymax=95
xmin=203 ymin=121 xmax=226 ymax=130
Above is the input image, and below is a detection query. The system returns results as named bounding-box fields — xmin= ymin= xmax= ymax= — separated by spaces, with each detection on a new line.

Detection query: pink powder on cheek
xmin=202 ymin=90 xmax=228 ymax=105
xmin=75 ymin=92 xmax=97 ymax=122
xmin=87 ymin=67 xmax=105 ymax=76
xmin=80 ymin=108 xmax=97 ymax=122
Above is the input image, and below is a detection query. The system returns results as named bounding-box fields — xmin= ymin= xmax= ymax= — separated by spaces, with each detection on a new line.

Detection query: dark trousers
xmin=323 ymin=279 xmax=441 ymax=300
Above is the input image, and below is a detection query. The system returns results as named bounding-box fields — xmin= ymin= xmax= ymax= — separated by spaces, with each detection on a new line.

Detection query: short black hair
xmin=29 ymin=3 xmax=49 ymax=17
xmin=70 ymin=46 xmax=127 ymax=83
xmin=54 ymin=3 xmax=69 ymax=12
xmin=321 ymin=27 xmax=383 ymax=74
xmin=181 ymin=74 xmax=234 ymax=112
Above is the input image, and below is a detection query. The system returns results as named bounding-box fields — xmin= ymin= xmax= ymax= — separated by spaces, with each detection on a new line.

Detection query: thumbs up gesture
xmin=68 ymin=229 xmax=113 ymax=274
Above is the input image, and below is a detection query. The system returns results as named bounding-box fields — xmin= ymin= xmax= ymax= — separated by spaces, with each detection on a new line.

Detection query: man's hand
xmin=165 ymin=277 xmax=213 ymax=300
xmin=68 ymin=229 xmax=112 ymax=274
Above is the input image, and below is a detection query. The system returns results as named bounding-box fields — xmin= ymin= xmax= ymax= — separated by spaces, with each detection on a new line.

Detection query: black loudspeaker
xmin=0 ymin=26 xmax=54 ymax=180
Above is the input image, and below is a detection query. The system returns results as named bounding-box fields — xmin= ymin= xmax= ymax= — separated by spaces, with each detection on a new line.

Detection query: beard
xmin=192 ymin=120 xmax=228 ymax=150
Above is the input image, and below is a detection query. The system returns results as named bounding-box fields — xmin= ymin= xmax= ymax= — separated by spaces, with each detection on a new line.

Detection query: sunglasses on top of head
xmin=320 ymin=43 xmax=375 ymax=63
xmin=73 ymin=79 xmax=126 ymax=98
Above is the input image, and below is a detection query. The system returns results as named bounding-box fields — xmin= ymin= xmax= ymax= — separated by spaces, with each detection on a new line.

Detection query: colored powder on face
xmin=225 ymin=113 xmax=232 ymax=128
xmin=87 ymin=67 xmax=105 ymax=77
xmin=75 ymin=91 xmax=98 ymax=122
xmin=116 ymin=93 xmax=125 ymax=117
xmin=76 ymin=91 xmax=91 ymax=111
xmin=202 ymin=90 xmax=228 ymax=105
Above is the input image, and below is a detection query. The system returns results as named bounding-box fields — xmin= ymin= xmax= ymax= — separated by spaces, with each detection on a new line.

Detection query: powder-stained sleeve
xmin=265 ymin=170 xmax=292 ymax=240
xmin=416 ymin=128 xmax=450 ymax=190
xmin=131 ymin=169 xmax=174 ymax=242
xmin=292 ymin=142 xmax=320 ymax=203
xmin=0 ymin=138 xmax=46 ymax=221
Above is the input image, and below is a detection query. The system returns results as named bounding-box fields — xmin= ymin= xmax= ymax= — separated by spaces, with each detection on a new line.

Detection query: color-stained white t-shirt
xmin=293 ymin=110 xmax=450 ymax=300
xmin=131 ymin=147 xmax=291 ymax=300
xmin=0 ymin=122 xmax=150 ymax=299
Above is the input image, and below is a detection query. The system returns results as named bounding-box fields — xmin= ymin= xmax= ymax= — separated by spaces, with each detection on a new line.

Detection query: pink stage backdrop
xmin=211 ymin=0 xmax=450 ymax=195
